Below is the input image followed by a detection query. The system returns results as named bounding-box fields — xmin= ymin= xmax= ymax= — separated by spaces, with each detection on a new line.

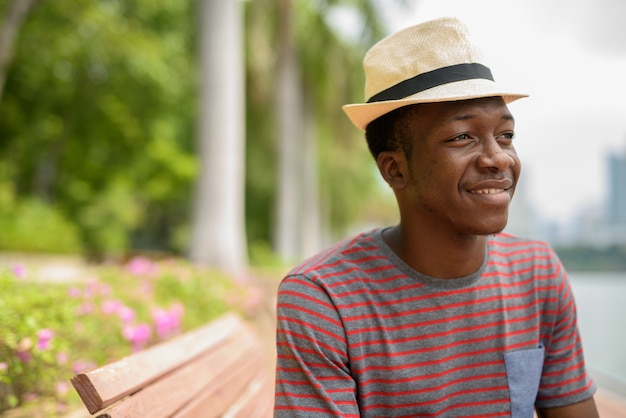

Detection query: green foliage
xmin=76 ymin=179 xmax=143 ymax=256
xmin=0 ymin=0 xmax=197 ymax=256
xmin=249 ymin=240 xmax=285 ymax=268
xmin=243 ymin=0 xmax=393 ymax=247
xmin=0 ymin=183 xmax=81 ymax=253
xmin=0 ymin=273 xmax=78 ymax=411
xmin=0 ymin=258 xmax=255 ymax=414
xmin=0 ymin=0 xmax=394 ymax=257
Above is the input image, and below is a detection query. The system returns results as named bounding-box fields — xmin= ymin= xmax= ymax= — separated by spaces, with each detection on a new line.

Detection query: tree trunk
xmin=0 ymin=0 xmax=39 ymax=105
xmin=274 ymin=0 xmax=307 ymax=262
xmin=300 ymin=96 xmax=322 ymax=258
xmin=274 ymin=0 xmax=324 ymax=262
xmin=274 ymin=0 xmax=299 ymax=261
xmin=189 ymin=0 xmax=247 ymax=273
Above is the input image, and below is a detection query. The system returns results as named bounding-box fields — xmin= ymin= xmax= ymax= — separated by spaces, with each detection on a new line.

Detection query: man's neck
xmin=382 ymin=224 xmax=488 ymax=279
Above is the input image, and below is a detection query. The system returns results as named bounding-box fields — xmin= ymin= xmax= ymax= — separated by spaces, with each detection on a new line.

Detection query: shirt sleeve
xmin=274 ymin=274 xmax=360 ymax=417
xmin=535 ymin=253 xmax=597 ymax=408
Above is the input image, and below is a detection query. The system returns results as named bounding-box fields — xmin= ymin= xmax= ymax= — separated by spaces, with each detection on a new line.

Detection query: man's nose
xmin=476 ymin=138 xmax=516 ymax=172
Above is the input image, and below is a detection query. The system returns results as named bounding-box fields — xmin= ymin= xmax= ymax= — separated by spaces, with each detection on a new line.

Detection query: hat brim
xmin=342 ymin=78 xmax=528 ymax=131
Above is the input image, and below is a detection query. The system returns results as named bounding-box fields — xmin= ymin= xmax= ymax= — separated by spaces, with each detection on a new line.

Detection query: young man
xmin=274 ymin=17 xmax=598 ymax=417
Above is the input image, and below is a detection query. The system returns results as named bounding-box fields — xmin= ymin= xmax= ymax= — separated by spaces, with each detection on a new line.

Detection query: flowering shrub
xmin=0 ymin=257 xmax=261 ymax=414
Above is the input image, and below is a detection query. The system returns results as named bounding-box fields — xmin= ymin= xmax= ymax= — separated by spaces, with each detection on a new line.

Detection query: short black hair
xmin=364 ymin=104 xmax=419 ymax=160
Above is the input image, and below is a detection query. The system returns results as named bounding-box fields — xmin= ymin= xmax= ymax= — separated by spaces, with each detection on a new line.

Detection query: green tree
xmin=0 ymin=0 xmax=401 ymax=264
xmin=245 ymin=0 xmax=390 ymax=263
xmin=0 ymin=0 xmax=197 ymax=257
xmin=0 ymin=0 xmax=40 ymax=104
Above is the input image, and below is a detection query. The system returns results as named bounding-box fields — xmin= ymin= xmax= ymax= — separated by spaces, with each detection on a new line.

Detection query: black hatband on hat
xmin=366 ymin=63 xmax=494 ymax=103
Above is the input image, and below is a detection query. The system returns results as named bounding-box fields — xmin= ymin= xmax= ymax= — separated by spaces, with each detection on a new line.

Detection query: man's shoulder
xmin=489 ymin=232 xmax=554 ymax=252
xmin=286 ymin=228 xmax=384 ymax=279
xmin=488 ymin=232 xmax=561 ymax=270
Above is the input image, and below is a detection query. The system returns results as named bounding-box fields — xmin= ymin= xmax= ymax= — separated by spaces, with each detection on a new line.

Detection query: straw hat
xmin=342 ymin=17 xmax=528 ymax=131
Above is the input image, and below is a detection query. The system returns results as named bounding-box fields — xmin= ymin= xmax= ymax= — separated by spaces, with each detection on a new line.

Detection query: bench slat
xmin=97 ymin=330 xmax=262 ymax=418
xmin=71 ymin=313 xmax=244 ymax=414
xmin=172 ymin=353 xmax=271 ymax=418
xmin=222 ymin=367 xmax=274 ymax=418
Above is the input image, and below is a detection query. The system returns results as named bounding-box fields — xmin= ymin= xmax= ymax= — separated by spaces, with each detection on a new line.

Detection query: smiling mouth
xmin=471 ymin=188 xmax=506 ymax=194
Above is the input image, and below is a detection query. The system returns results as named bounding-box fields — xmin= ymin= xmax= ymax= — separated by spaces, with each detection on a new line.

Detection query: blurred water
xmin=569 ymin=272 xmax=626 ymax=395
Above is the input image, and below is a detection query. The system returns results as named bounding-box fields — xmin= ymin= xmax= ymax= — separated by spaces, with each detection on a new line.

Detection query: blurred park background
xmin=0 ymin=0 xmax=396 ymax=271
xmin=0 ymin=0 xmax=394 ymax=415
xmin=1 ymin=0 xmax=626 ymax=416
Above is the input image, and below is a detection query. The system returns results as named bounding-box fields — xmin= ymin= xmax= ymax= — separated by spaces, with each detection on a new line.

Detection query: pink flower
xmin=83 ymin=277 xmax=104 ymax=298
xmin=17 ymin=350 xmax=32 ymax=363
xmin=11 ymin=264 xmax=26 ymax=279
xmin=117 ymin=306 xmax=136 ymax=324
xmin=101 ymin=299 xmax=123 ymax=315
xmin=72 ymin=360 xmax=96 ymax=374
xmin=122 ymin=323 xmax=152 ymax=352
xmin=0 ymin=362 xmax=7 ymax=371
xmin=126 ymin=257 xmax=157 ymax=276
xmin=99 ymin=283 xmax=112 ymax=297
xmin=152 ymin=303 xmax=184 ymax=340
xmin=170 ymin=302 xmax=184 ymax=319
xmin=24 ymin=393 xmax=38 ymax=402
xmin=37 ymin=329 xmax=54 ymax=350
xmin=77 ymin=302 xmax=94 ymax=315
xmin=140 ymin=280 xmax=153 ymax=297
xmin=151 ymin=309 xmax=169 ymax=340
xmin=56 ymin=352 xmax=68 ymax=365
xmin=17 ymin=337 xmax=32 ymax=363
xmin=68 ymin=287 xmax=82 ymax=298
xmin=55 ymin=381 xmax=70 ymax=396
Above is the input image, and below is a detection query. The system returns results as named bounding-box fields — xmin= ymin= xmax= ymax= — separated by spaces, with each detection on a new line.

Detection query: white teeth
xmin=472 ymin=189 xmax=503 ymax=194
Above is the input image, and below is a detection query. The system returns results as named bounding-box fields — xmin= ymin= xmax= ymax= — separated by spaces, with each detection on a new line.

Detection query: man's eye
xmin=498 ymin=132 xmax=516 ymax=141
xmin=448 ymin=134 xmax=471 ymax=142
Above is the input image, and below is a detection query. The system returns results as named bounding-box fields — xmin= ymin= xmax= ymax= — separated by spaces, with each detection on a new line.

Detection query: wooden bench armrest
xmin=71 ymin=313 xmax=244 ymax=414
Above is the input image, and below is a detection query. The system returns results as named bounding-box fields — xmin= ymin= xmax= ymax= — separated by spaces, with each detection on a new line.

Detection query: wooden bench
xmin=71 ymin=313 xmax=274 ymax=417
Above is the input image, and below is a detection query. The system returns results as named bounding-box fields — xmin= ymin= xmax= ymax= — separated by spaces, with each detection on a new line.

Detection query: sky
xmin=374 ymin=0 xmax=626 ymax=225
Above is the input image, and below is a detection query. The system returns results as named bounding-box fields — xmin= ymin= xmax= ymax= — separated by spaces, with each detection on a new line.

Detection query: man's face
xmin=400 ymin=97 xmax=521 ymax=237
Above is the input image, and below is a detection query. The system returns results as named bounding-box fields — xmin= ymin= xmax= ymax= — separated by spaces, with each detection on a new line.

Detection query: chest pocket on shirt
xmin=504 ymin=344 xmax=545 ymax=418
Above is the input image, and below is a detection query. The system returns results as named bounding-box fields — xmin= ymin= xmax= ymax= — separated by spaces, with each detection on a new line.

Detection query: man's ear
xmin=376 ymin=150 xmax=409 ymax=190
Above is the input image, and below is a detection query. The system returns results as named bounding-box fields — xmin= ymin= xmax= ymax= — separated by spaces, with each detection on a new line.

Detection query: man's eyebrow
xmin=501 ymin=113 xmax=515 ymax=122
xmin=449 ymin=113 xmax=476 ymax=121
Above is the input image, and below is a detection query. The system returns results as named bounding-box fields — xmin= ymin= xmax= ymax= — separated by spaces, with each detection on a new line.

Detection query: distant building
xmin=505 ymin=145 xmax=626 ymax=247
xmin=554 ymin=143 xmax=626 ymax=248
xmin=608 ymin=150 xmax=626 ymax=225
xmin=506 ymin=173 xmax=546 ymax=241
xmin=605 ymin=148 xmax=626 ymax=245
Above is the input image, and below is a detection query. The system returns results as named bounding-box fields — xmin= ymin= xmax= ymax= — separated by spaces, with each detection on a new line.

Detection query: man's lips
xmin=466 ymin=178 xmax=514 ymax=195
xmin=471 ymin=188 xmax=506 ymax=194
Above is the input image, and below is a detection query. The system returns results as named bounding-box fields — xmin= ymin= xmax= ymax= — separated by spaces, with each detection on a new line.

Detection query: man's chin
xmin=470 ymin=218 xmax=509 ymax=237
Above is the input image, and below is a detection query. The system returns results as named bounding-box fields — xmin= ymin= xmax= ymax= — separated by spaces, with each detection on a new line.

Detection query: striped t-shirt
xmin=274 ymin=228 xmax=596 ymax=417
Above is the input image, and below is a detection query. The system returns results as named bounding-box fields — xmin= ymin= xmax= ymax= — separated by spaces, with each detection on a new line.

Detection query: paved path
xmin=594 ymin=388 xmax=626 ymax=418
